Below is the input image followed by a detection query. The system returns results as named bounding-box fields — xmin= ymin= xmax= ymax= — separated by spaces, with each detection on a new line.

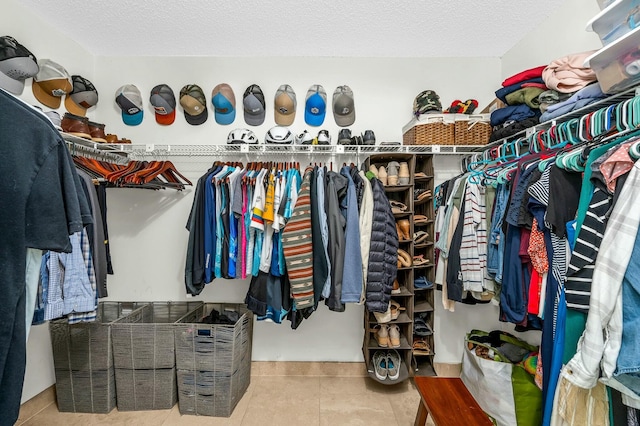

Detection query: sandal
xmin=390 ymin=300 xmax=406 ymax=320
xmin=414 ymin=171 xmax=428 ymax=179
xmin=413 ymin=255 xmax=430 ymax=266
xmin=392 ymin=279 xmax=401 ymax=294
xmin=414 ymin=276 xmax=434 ymax=290
xmin=414 ymin=231 xmax=429 ymax=245
xmin=414 ymin=317 xmax=433 ymax=337
xmin=389 ymin=200 xmax=408 ymax=214
xmin=415 ymin=189 xmax=432 ymax=201
xmin=397 ymin=249 xmax=412 ymax=268
xmin=413 ymin=339 xmax=432 ymax=355
xmin=414 ymin=215 xmax=429 ymax=225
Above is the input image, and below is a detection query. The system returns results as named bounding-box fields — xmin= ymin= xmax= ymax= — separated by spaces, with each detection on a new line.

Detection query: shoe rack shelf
xmin=362 ymin=153 xmax=416 ymax=385
xmin=412 ymin=155 xmax=436 ymax=377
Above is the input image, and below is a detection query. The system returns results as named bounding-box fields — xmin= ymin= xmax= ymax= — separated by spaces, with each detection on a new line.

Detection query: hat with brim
xmin=305 ymin=84 xmax=327 ymax=127
xmin=150 ymin=84 xmax=176 ymax=125
xmin=333 ymin=85 xmax=355 ymax=127
xmin=0 ymin=70 xmax=25 ymax=95
xmin=212 ymin=83 xmax=236 ymax=125
xmin=33 ymin=78 xmax=72 ymax=108
xmin=32 ymin=59 xmax=72 ymax=109
xmin=0 ymin=36 xmax=39 ymax=95
xmin=115 ymin=84 xmax=144 ymax=126
xmin=243 ymin=84 xmax=265 ymax=126
xmin=64 ymin=75 xmax=98 ymax=116
xmin=274 ymin=84 xmax=296 ymax=126
xmin=181 ymin=94 xmax=208 ymax=125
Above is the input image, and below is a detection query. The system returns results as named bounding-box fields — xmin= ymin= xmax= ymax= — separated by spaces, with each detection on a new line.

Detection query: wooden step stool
xmin=414 ymin=377 xmax=492 ymax=426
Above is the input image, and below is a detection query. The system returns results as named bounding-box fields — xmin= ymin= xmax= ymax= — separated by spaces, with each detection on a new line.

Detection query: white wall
xmin=1 ymin=0 xmax=96 ymax=404
xmin=501 ymin=0 xmax=602 ymax=79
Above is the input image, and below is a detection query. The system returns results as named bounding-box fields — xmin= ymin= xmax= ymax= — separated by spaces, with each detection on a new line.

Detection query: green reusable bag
xmin=461 ymin=330 xmax=542 ymax=426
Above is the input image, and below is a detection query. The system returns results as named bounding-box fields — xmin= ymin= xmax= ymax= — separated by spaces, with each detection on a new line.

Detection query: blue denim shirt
xmin=613 ymin=227 xmax=640 ymax=395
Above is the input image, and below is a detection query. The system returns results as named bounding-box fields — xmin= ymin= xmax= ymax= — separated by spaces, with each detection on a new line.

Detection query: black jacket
xmin=324 ymin=171 xmax=348 ymax=312
xmin=365 ymin=178 xmax=398 ymax=312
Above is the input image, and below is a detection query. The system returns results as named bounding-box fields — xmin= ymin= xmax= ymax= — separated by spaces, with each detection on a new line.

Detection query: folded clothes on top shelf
xmin=505 ymin=87 xmax=546 ymax=109
xmin=495 ymin=77 xmax=546 ymax=103
xmin=542 ymin=50 xmax=598 ymax=93
xmin=490 ymin=104 xmax=537 ymax=127
xmin=539 ymin=82 xmax=606 ymax=122
xmin=502 ymin=65 xmax=547 ymax=87
xmin=489 ymin=117 xmax=540 ymax=143
xmin=538 ymin=90 xmax=573 ymax=113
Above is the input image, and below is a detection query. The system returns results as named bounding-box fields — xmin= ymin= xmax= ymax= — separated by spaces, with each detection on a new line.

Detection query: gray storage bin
xmin=111 ymin=301 xmax=203 ymax=370
xmin=174 ymin=303 xmax=253 ymax=417
xmin=50 ymin=302 xmax=145 ymax=371
xmin=54 ymin=367 xmax=116 ymax=413
xmin=114 ymin=367 xmax=178 ymax=411
xmin=50 ymin=302 xmax=146 ymax=413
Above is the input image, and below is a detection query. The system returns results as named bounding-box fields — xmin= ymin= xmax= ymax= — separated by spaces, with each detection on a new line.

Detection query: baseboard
xmin=433 ymin=362 xmax=462 ymax=377
xmin=251 ymin=361 xmax=368 ymax=377
xmin=17 ymin=385 xmax=55 ymax=424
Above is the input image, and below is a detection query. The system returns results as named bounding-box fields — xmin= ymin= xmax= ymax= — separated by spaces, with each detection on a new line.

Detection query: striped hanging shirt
xmin=282 ymin=168 xmax=314 ymax=309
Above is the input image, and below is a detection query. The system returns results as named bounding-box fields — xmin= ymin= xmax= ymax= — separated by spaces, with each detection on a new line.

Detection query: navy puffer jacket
xmin=365 ymin=178 xmax=399 ymax=312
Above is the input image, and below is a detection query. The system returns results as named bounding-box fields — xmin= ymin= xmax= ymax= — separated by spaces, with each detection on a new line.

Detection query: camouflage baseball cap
xmin=413 ymin=90 xmax=442 ymax=117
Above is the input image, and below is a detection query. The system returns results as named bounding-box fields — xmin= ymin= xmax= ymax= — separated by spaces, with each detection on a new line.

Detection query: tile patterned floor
xmin=17 ymin=376 xmax=436 ymax=425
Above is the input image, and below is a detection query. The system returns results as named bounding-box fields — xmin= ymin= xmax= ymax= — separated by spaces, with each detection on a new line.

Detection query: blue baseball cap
xmin=115 ymin=84 xmax=143 ymax=126
xmin=211 ymin=83 xmax=236 ymax=125
xmin=304 ymin=84 xmax=327 ymax=127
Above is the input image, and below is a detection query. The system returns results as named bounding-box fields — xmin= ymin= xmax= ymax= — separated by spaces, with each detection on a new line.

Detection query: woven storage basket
xmin=111 ymin=301 xmax=203 ymax=370
xmin=54 ymin=367 xmax=116 ymax=413
xmin=114 ymin=367 xmax=178 ymax=411
xmin=50 ymin=302 xmax=146 ymax=372
xmin=454 ymin=114 xmax=492 ymax=146
xmin=50 ymin=302 xmax=145 ymax=413
xmin=403 ymin=115 xmax=455 ymax=145
xmin=174 ymin=303 xmax=253 ymax=417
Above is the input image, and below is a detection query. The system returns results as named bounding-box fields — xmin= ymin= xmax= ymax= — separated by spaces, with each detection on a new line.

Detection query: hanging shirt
xmin=460 ymin=180 xmax=487 ymax=293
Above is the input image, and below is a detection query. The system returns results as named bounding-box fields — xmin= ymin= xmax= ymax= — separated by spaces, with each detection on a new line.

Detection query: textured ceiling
xmin=18 ymin=0 xmax=565 ymax=57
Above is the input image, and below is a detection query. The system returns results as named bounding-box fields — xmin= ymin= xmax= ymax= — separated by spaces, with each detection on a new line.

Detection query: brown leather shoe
xmin=61 ymin=113 xmax=91 ymax=139
xmin=105 ymin=133 xmax=118 ymax=143
xmin=397 ymin=219 xmax=410 ymax=240
xmin=88 ymin=121 xmax=107 ymax=143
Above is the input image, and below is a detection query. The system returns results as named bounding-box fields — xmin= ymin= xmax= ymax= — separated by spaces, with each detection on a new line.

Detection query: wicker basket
xmin=114 ymin=367 xmax=178 ymax=411
xmin=50 ymin=302 xmax=146 ymax=413
xmin=54 ymin=367 xmax=116 ymax=413
xmin=402 ymin=115 xmax=455 ymax=145
xmin=174 ymin=304 xmax=253 ymax=417
xmin=50 ymin=302 xmax=146 ymax=372
xmin=111 ymin=301 xmax=203 ymax=370
xmin=454 ymin=114 xmax=492 ymax=146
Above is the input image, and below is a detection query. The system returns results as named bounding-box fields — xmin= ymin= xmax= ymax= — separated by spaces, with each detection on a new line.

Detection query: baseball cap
xmin=413 ymin=90 xmax=442 ymax=117
xmin=304 ymin=84 xmax=327 ymax=127
xmin=332 ymin=85 xmax=355 ymax=127
xmin=32 ymin=59 xmax=72 ymax=109
xmin=64 ymin=75 xmax=98 ymax=116
xmin=274 ymin=84 xmax=296 ymax=126
xmin=0 ymin=36 xmax=39 ymax=95
xmin=179 ymin=84 xmax=208 ymax=125
xmin=243 ymin=84 xmax=266 ymax=126
xmin=150 ymin=84 xmax=176 ymax=125
xmin=115 ymin=84 xmax=144 ymax=126
xmin=211 ymin=83 xmax=236 ymax=125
